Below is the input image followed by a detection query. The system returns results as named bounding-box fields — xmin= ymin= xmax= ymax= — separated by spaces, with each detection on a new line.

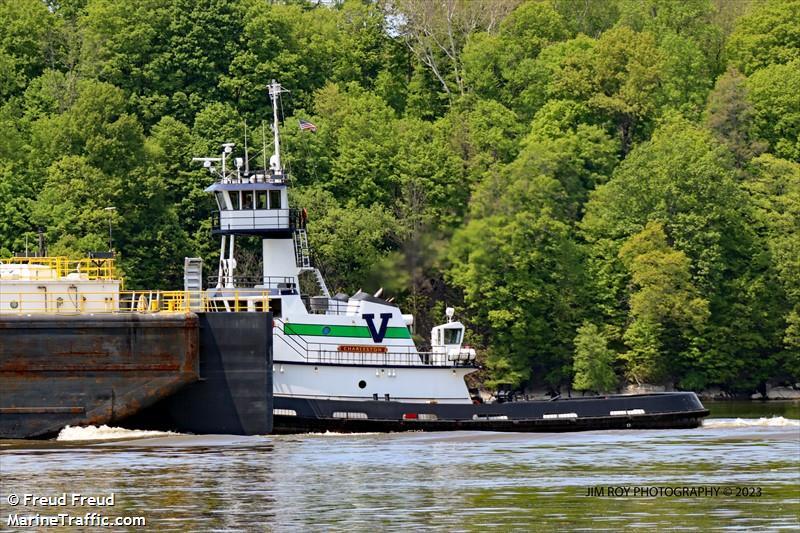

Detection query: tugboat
xmin=194 ymin=80 xmax=709 ymax=433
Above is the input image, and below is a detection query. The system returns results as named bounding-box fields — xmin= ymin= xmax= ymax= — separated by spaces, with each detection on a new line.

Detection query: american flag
xmin=299 ymin=119 xmax=317 ymax=132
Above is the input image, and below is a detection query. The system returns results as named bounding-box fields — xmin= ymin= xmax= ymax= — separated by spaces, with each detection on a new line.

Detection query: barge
xmin=0 ymin=256 xmax=272 ymax=439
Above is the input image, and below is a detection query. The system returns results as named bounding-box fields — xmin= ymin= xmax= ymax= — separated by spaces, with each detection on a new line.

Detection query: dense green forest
xmin=1 ymin=0 xmax=798 ymax=394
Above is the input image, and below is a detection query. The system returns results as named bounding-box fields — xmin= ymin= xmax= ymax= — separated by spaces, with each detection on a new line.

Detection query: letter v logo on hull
xmin=362 ymin=313 xmax=393 ymax=342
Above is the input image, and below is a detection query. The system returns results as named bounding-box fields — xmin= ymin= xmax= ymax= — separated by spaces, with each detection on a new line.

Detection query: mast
xmin=243 ymin=121 xmax=249 ymax=175
xmin=268 ymin=79 xmax=286 ymax=175
xmin=262 ymin=121 xmax=268 ymax=176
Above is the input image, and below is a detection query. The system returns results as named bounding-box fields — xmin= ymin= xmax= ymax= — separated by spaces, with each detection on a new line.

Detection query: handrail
xmin=0 ymin=256 xmax=117 ymax=281
xmin=273 ymin=317 xmax=310 ymax=358
xmin=207 ymin=275 xmax=296 ymax=290
xmin=305 ymin=350 xmax=472 ymax=367
xmin=0 ymin=289 xmax=270 ymax=315
xmin=211 ymin=208 xmax=305 ymax=232
xmin=271 ymin=317 xmax=475 ymax=368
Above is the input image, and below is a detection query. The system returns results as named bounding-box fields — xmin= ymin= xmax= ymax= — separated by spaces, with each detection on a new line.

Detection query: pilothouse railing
xmin=207 ymin=275 xmax=297 ymax=294
xmin=212 ymin=208 xmax=303 ymax=232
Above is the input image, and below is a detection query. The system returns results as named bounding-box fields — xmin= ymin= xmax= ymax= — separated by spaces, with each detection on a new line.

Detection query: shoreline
xmin=507 ymin=385 xmax=800 ymax=402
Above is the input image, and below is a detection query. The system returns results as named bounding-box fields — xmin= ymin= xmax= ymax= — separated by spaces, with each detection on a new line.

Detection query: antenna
xmin=221 ymin=143 xmax=234 ymax=181
xmin=243 ymin=121 xmax=249 ymax=175
xmin=261 ymin=121 xmax=268 ymax=176
xmin=37 ymin=227 xmax=46 ymax=257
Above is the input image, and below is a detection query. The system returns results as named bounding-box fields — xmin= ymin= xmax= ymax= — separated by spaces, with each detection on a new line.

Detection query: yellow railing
xmin=0 ymin=290 xmax=270 ymax=315
xmin=0 ymin=256 xmax=118 ymax=281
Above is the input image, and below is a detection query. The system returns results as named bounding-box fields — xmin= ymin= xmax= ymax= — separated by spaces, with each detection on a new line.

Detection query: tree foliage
xmin=0 ymin=0 xmax=797 ymax=393
xmin=726 ymin=0 xmax=800 ymax=76
xmin=572 ymin=322 xmax=618 ymax=393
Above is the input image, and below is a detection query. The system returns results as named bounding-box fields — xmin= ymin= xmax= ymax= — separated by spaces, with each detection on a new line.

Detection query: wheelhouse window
xmin=256 ymin=191 xmax=268 ymax=210
xmin=215 ymin=192 xmax=227 ymax=210
xmin=242 ymin=191 xmax=254 ymax=210
xmin=230 ymin=191 xmax=240 ymax=210
xmin=443 ymin=328 xmax=462 ymax=345
xmin=269 ymin=190 xmax=281 ymax=209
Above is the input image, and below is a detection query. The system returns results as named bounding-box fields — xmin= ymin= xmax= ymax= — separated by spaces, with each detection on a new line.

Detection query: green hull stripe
xmin=283 ymin=323 xmax=411 ymax=339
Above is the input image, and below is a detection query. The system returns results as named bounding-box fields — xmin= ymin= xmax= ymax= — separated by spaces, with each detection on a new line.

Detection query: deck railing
xmin=0 ymin=290 xmax=270 ymax=315
xmin=272 ymin=317 xmax=475 ymax=368
xmin=0 ymin=257 xmax=117 ymax=281
xmin=207 ymin=275 xmax=297 ymax=293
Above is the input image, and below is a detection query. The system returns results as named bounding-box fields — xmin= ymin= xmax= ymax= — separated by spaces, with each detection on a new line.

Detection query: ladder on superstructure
xmin=294 ymin=228 xmax=311 ymax=268
xmin=183 ymin=257 xmax=203 ymax=311
xmin=294 ymin=229 xmax=330 ymax=298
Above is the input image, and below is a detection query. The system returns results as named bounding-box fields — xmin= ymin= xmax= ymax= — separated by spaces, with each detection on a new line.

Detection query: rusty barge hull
xmin=0 ymin=313 xmax=199 ymax=439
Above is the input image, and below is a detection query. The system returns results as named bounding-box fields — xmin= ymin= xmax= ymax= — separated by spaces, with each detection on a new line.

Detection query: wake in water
xmin=57 ymin=425 xmax=179 ymax=441
xmin=53 ymin=419 xmax=798 ymax=441
xmin=703 ymin=416 xmax=800 ymax=428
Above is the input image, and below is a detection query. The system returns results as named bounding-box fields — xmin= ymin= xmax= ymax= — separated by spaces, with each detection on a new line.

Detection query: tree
xmin=746 ymin=60 xmax=800 ymax=162
xmin=618 ymin=222 xmax=709 ymax=385
xmin=542 ymin=27 xmax=666 ymax=154
xmin=437 ymin=97 xmax=524 ymax=184
xmin=551 ymin=0 xmax=619 ymax=38
xmin=704 ymin=67 xmax=766 ymax=166
xmin=507 ymin=109 xmax=619 ymax=219
xmin=572 ymin=322 xmax=618 ymax=393
xmin=583 ymin=115 xmax=741 ymax=289
xmin=461 ymin=1 xmax=571 ymax=115
xmin=448 ymin=173 xmax=585 ymax=389
xmin=28 ymin=78 xmax=145 ymax=177
xmin=741 ymin=155 xmax=800 ymax=380
xmin=581 ymin=116 xmax=761 ymax=388
xmin=726 ymin=0 xmax=800 ymax=76
xmin=616 ymin=0 xmax=724 ymax=75
xmin=0 ymin=0 xmax=65 ymax=100
xmin=0 ymin=161 xmax=33 ymax=254
xmin=30 ymin=156 xmax=120 ymax=256
xmin=392 ymin=0 xmax=521 ymax=96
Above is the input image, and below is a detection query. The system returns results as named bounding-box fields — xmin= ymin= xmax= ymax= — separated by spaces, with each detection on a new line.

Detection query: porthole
xmin=9 ymin=301 xmax=18 ymax=309
xmin=358 ymin=380 xmax=367 ymax=389
xmin=322 ymin=326 xmax=331 ymax=335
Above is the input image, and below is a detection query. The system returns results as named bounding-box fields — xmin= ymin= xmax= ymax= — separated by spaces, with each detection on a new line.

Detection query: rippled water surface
xmin=1 ymin=405 xmax=799 ymax=532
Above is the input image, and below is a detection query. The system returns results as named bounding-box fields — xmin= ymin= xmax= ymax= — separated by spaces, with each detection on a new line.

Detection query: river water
xmin=1 ymin=402 xmax=798 ymax=531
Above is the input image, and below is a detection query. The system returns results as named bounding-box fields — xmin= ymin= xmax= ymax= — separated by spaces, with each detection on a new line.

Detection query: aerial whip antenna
xmin=243 ymin=121 xmax=249 ymax=175
xmin=262 ymin=120 xmax=268 ymax=176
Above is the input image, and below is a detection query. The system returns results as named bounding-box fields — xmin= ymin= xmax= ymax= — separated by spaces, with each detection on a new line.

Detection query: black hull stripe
xmin=272 ymin=412 xmax=708 ymax=434
xmin=272 ymin=393 xmax=710 ymax=434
